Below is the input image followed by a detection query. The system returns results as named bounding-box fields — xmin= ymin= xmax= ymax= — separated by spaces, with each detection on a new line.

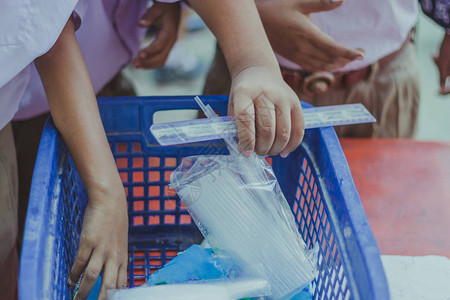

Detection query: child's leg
xmin=12 ymin=112 xmax=50 ymax=252
xmin=0 ymin=123 xmax=19 ymax=300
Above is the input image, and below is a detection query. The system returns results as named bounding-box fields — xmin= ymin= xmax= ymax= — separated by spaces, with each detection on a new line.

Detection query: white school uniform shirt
xmin=0 ymin=0 xmax=87 ymax=130
xmin=12 ymin=0 xmax=178 ymax=121
xmin=276 ymin=0 xmax=419 ymax=72
xmin=13 ymin=0 xmax=149 ymax=120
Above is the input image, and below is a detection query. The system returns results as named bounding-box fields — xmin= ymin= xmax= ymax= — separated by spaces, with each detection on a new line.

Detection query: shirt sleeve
xmin=419 ymin=0 xmax=450 ymax=30
xmin=0 ymin=0 xmax=79 ymax=88
xmin=72 ymin=0 xmax=89 ymax=31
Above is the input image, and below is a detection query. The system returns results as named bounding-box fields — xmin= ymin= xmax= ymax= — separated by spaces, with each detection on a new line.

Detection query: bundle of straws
xmin=169 ymin=97 xmax=317 ymax=299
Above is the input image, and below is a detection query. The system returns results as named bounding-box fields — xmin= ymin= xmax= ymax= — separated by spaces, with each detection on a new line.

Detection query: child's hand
xmin=133 ymin=1 xmax=181 ymax=69
xmin=69 ymin=187 xmax=129 ymax=300
xmin=256 ymin=0 xmax=364 ymax=72
xmin=229 ymin=66 xmax=305 ymax=158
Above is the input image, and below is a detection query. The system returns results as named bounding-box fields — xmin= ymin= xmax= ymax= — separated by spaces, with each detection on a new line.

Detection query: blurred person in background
xmin=203 ymin=0 xmax=450 ymax=138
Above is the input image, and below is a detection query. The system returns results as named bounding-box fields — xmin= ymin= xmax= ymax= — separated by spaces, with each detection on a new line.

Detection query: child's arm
xmin=34 ymin=17 xmax=128 ymax=300
xmin=188 ymin=0 xmax=305 ymax=158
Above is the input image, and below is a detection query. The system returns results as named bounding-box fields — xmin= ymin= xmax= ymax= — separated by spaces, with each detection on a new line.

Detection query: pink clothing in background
xmin=277 ymin=0 xmax=419 ymax=72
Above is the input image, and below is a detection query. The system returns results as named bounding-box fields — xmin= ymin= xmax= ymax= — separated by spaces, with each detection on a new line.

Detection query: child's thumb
xmin=138 ymin=5 xmax=161 ymax=27
xmin=297 ymin=0 xmax=345 ymax=15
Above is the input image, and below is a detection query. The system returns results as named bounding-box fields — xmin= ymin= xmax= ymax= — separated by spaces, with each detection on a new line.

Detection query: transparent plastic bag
xmin=170 ymin=150 xmax=318 ymax=299
xmin=166 ymin=96 xmax=318 ymax=299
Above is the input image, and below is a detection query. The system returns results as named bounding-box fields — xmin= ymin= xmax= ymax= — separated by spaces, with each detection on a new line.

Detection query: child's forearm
xmin=188 ymin=0 xmax=305 ymax=158
xmin=187 ymin=0 xmax=280 ymax=77
xmin=35 ymin=17 xmax=129 ymax=299
xmin=34 ymin=18 xmax=123 ymax=198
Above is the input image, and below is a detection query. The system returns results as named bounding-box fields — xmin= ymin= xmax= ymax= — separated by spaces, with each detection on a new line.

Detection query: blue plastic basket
xmin=19 ymin=96 xmax=389 ymax=300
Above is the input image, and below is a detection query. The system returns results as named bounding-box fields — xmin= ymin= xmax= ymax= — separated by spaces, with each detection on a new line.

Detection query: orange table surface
xmin=340 ymin=138 xmax=450 ymax=257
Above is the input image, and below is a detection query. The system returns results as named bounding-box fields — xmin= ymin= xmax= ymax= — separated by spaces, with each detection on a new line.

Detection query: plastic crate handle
xmin=97 ymin=96 xmax=229 ymax=145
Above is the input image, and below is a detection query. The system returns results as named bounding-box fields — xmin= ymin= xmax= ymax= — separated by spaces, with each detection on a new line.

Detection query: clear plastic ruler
xmin=151 ymin=103 xmax=376 ymax=146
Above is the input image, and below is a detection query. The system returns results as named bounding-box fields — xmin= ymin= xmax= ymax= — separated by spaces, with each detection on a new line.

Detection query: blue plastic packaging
xmin=147 ymin=245 xmax=238 ymax=285
xmin=19 ymin=96 xmax=389 ymax=300
xmin=86 ymin=275 xmax=101 ymax=300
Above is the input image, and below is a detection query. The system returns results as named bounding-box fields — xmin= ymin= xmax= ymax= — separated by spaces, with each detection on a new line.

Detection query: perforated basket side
xmin=19 ymin=120 xmax=87 ymax=300
xmin=20 ymin=97 xmax=389 ymax=300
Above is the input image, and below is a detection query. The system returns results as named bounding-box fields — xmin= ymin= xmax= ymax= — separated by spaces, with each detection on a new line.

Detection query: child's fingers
xmin=297 ymin=48 xmax=353 ymax=72
xmin=134 ymin=50 xmax=169 ymax=69
xmin=280 ymin=104 xmax=305 ymax=158
xmin=138 ymin=41 xmax=165 ymax=59
xmin=254 ymin=94 xmax=276 ymax=156
xmin=280 ymin=17 xmax=364 ymax=70
xmin=74 ymin=251 xmax=104 ymax=300
xmin=69 ymin=244 xmax=93 ymax=287
xmin=268 ymin=104 xmax=291 ymax=156
xmin=116 ymin=263 xmax=128 ymax=289
xmin=148 ymin=26 xmax=174 ymax=57
xmin=133 ymin=25 xmax=176 ymax=69
xmin=313 ymin=35 xmax=365 ymax=62
xmin=138 ymin=5 xmax=162 ymax=28
xmin=297 ymin=0 xmax=345 ymax=14
xmin=97 ymin=262 xmax=119 ymax=300
xmin=134 ymin=33 xmax=166 ymax=65
xmin=233 ymin=94 xmax=256 ymax=156
xmin=305 ymin=18 xmax=364 ymax=64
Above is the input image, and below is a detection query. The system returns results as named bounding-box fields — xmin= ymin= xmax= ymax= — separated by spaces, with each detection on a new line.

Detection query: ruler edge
xmin=150 ymin=104 xmax=376 ymax=145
